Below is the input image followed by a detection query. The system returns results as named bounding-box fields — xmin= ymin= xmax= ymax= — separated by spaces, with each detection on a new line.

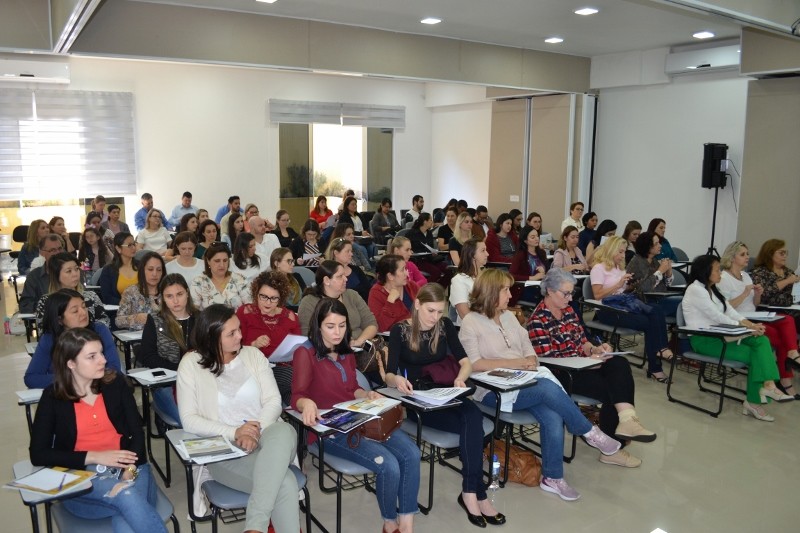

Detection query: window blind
xmin=269 ymin=99 xmax=405 ymax=129
xmin=0 ymin=88 xmax=136 ymax=201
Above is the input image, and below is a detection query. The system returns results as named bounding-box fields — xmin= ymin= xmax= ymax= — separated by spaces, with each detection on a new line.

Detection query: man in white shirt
xmin=168 ymin=191 xmax=198 ymax=229
xmin=404 ymin=195 xmax=424 ymax=225
xmin=250 ymin=215 xmax=281 ymax=265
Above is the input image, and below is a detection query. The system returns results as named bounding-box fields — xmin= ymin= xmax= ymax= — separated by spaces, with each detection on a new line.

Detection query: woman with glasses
xmin=290 ymin=219 xmax=322 ymax=268
xmin=230 ymin=233 xmax=263 ymax=282
xmin=528 ymin=269 xmax=657 ymax=469
xmin=388 ymin=236 xmax=427 ymax=288
xmin=195 ymin=219 xmax=220 ymax=259
xmin=237 ymin=271 xmax=301 ymax=359
xmin=271 ymin=210 xmax=299 ymax=248
xmin=135 ymin=208 xmax=172 ymax=255
xmin=115 ymin=252 xmax=165 ymax=330
xmin=460 ymin=269 xmax=620 ymax=502
xmin=99 ymin=232 xmax=139 ymax=306
xmin=36 ymin=253 xmax=110 ymax=331
xmin=271 ymin=248 xmax=302 ymax=307
xmin=325 ymin=235 xmax=374 ymax=301
xmin=242 ymin=203 xmax=260 ymax=232
xmin=448 ymin=212 xmax=474 ymax=266
xmin=190 ymin=242 xmax=252 ymax=310
xmin=368 ymin=254 xmax=420 ymax=332
xmin=751 ymin=238 xmax=800 ymax=330
xmin=560 ymin=202 xmax=585 ymax=232
xmin=165 ymin=231 xmax=205 ymax=285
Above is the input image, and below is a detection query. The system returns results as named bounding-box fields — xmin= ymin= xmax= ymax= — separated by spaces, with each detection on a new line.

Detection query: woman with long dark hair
xmin=35 ymin=253 xmax=109 ymax=331
xmin=115 ymin=252 xmax=165 ymax=330
xmin=230 ymin=232 xmax=263 ymax=282
xmin=485 ymin=213 xmax=518 ymax=263
xmin=407 ymin=213 xmax=448 ymax=285
xmin=77 ymin=227 xmax=109 ymax=278
xmin=99 ymin=232 xmax=138 ymax=305
xmin=290 ymin=219 xmax=322 ymax=267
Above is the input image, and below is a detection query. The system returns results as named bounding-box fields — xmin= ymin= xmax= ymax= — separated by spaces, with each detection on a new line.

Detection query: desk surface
xmin=375 ymin=386 xmax=463 ymax=412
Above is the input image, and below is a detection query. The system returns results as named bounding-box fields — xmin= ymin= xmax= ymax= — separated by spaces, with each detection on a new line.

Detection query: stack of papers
xmin=471 ymin=369 xmax=538 ymax=387
xmin=179 ymin=435 xmax=248 ymax=464
xmin=538 ymin=357 xmax=603 ymax=369
xmin=16 ymin=389 xmax=43 ymax=403
xmin=268 ymin=334 xmax=308 ymax=363
xmin=6 ymin=467 xmax=95 ymax=496
xmin=316 ymin=397 xmax=401 ymax=433
xmin=410 ymin=387 xmax=470 ymax=406
xmin=702 ymin=324 xmax=750 ymax=335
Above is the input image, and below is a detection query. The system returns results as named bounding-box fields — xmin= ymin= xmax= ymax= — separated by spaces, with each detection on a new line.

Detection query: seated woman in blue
xmin=26 ymin=289 xmax=121 ymax=389
xmin=292 ymin=298 xmax=420 ymax=533
xmin=30 ymin=328 xmax=165 ymax=533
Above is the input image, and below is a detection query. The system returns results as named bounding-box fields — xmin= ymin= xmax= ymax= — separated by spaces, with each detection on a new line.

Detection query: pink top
xmin=406 ymin=261 xmax=428 ymax=287
xmin=590 ymin=264 xmax=626 ymax=295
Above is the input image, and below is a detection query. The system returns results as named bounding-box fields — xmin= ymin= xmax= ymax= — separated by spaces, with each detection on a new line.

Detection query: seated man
xmin=168 ymin=190 xmax=197 ymax=229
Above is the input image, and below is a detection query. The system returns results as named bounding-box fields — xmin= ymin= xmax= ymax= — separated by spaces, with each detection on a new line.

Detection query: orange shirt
xmin=74 ymin=394 xmax=121 ymax=452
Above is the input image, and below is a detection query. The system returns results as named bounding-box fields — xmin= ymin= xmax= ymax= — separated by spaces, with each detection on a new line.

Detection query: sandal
xmin=785 ymin=355 xmax=800 ymax=372
xmin=657 ymin=348 xmax=674 ymax=361
xmin=647 ymin=371 xmax=672 ymax=384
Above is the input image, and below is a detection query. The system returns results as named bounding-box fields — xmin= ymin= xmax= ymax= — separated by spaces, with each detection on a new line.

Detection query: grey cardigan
xmin=625 ymin=254 xmax=672 ymax=299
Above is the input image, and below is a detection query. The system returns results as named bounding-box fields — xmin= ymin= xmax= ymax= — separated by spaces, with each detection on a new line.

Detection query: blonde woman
xmin=448 ymin=212 xmax=475 ymax=266
xmin=388 ymin=235 xmax=427 ymax=287
xmin=19 ymin=219 xmax=50 ymax=275
xmin=135 ymin=208 xmax=172 ymax=255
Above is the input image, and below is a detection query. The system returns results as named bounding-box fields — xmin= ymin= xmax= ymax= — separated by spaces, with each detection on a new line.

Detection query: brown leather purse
xmin=485 ymin=439 xmax=541 ymax=486
xmin=347 ymin=404 xmax=405 ymax=447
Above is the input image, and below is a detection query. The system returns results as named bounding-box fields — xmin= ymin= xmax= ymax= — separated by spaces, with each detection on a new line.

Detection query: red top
xmin=309 ymin=208 xmax=333 ymax=226
xmin=236 ymin=305 xmax=301 ymax=357
xmin=74 ymin=394 xmax=122 ymax=452
xmin=367 ymin=280 xmax=420 ymax=332
xmin=485 ymin=229 xmax=518 ymax=263
xmin=406 ymin=261 xmax=427 ymax=287
xmin=290 ymin=345 xmax=360 ymax=411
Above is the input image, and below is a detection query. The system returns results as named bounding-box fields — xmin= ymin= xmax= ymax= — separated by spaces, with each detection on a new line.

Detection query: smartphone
xmin=152 ymin=370 xmax=167 ymax=377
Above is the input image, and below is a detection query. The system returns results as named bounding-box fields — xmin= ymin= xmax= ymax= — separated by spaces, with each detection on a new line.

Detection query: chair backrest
xmin=396 ymin=228 xmax=411 ymax=239
xmin=90 ymin=265 xmax=105 ymax=286
xmin=355 ymin=369 xmax=371 ymax=391
xmin=676 ymin=302 xmax=686 ymax=327
xmin=294 ymin=266 xmax=316 ymax=288
xmin=582 ymin=276 xmax=596 ymax=300
xmin=12 ymin=225 xmax=29 ymax=244
xmin=672 ymin=247 xmax=690 ymax=262
xmin=68 ymin=232 xmax=81 ymax=251
xmin=672 ymin=269 xmax=686 ymax=286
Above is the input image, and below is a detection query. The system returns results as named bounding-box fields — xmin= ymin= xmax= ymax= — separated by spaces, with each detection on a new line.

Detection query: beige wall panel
xmin=741 ymin=28 xmax=800 ymax=75
xmin=529 ymin=95 xmax=570 ymax=234
xmin=521 ymin=50 xmax=591 ymax=94
xmin=739 ymin=77 xmax=800 ymax=262
xmin=0 ymin=0 xmax=50 ymax=51
xmin=488 ymin=100 xmax=526 ymax=216
xmin=458 ymin=41 xmax=523 ymax=87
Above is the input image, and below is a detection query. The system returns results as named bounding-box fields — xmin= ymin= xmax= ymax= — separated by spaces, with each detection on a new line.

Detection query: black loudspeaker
xmin=702 ymin=143 xmax=728 ymax=188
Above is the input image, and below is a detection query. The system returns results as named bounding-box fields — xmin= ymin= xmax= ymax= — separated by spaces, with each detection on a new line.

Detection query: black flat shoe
xmin=481 ymin=510 xmax=506 ymax=526
xmin=457 ymin=494 xmax=487 ymax=528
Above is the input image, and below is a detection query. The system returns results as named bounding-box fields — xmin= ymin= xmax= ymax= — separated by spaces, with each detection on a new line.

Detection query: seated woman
xmin=30 ymin=328 xmax=164 ymax=533
xmin=77 ymin=227 xmax=109 ymax=279
xmin=290 ymin=219 xmax=322 ymax=267
xmin=140 ymin=274 xmax=197 ymax=424
xmin=585 ymin=219 xmax=617 ymax=265
xmin=243 ymin=204 xmax=260 ymax=232
xmin=368 ymin=254 xmax=420 ymax=332
xmin=271 ymin=210 xmax=299 ymax=248
xmin=449 ymin=238 xmax=488 ymax=325
xmin=135 ymin=208 xmax=172 ymax=255
xmin=528 ymin=269 xmax=657 ymax=468
xmin=621 ymin=221 xmax=642 ymax=264
xmin=683 ymin=254 xmax=792 ymax=421
xmin=165 ymin=231 xmax=205 ymax=284
xmin=85 ymin=211 xmax=116 ymax=253
xmin=19 ymin=219 xmax=49 ymax=275
xmin=626 ymin=231 xmax=678 ymax=318
xmin=508 ymin=208 xmax=524 ymax=241
xmin=297 ymin=260 xmax=378 ymax=347
xmin=371 ymin=198 xmax=401 ymax=244
xmin=485 ymin=213 xmax=518 ymax=263
xmin=197 ymin=208 xmax=209 ymax=224
xmin=509 ymin=225 xmax=548 ymax=305
xmin=230 ymin=233 xmax=264 ymax=282
xmin=116 ymin=252 xmax=165 ymax=330
xmin=552 ymin=225 xmax=588 ymax=274
xmin=388 ymin=236 xmax=427 ymax=287
xmin=751 ymin=238 xmax=800 ymax=330
xmin=163 ymin=215 xmax=199 ymax=262
xmin=560 ymin=202 xmax=585 ymax=232
xmin=590 ymin=236 xmax=673 ymax=383
xmin=36 ymin=253 xmax=109 ymax=331
xmin=330 ymin=222 xmax=374 ymax=274
xmin=720 ymin=241 xmax=800 ymax=398
xmin=99 ymin=232 xmax=138 ymax=306
xmin=177 ymin=305 xmax=300 ymax=533
xmin=387 ymin=283 xmax=505 ymax=527
xmin=325 ymin=236 xmax=374 ymax=301
xmin=195 ymin=219 xmax=220 ymax=259
xmin=49 ymin=216 xmax=77 ymax=254
xmin=292 ymin=298 xmax=420 ymax=533
xmin=647 ymin=218 xmax=677 ymax=261
xmin=271 ymin=248 xmax=302 ymax=307
xmin=309 ymin=194 xmax=333 ymax=230
xmin=407 ymin=213 xmax=449 ymax=285
xmin=577 ymin=212 xmax=597 ymax=255
xmin=459 ymin=269 xmax=620 ymax=501
xmin=26 ymin=289 xmax=121 ymax=388
xmin=448 ymin=212 xmax=474 ymax=266
xmin=190 ymin=242 xmax=251 ymax=310
xmin=237 ymin=271 xmax=301 ymax=359
xmin=221 ymin=212 xmax=244 ymax=250
xmin=436 ymin=206 xmax=458 ymax=251
xmin=178 ymin=212 xmax=199 ymax=234
xmin=100 ymin=205 xmax=130 ymax=236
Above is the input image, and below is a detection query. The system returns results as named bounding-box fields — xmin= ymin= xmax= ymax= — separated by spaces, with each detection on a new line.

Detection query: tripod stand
xmin=707 ymin=186 xmax=722 ymax=257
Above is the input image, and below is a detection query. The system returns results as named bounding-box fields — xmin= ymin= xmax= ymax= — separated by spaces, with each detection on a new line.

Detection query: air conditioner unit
xmin=0 ymin=59 xmax=70 ymax=84
xmin=665 ymin=44 xmax=740 ymax=75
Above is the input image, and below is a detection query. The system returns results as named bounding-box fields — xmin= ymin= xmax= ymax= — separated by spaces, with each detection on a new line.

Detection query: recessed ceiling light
xmin=544 ymin=37 xmax=564 ymax=44
xmin=421 ymin=17 xmax=442 ymax=25
xmin=574 ymin=8 xmax=599 ymax=16
xmin=693 ymin=31 xmax=715 ymax=39
xmin=256 ymin=0 xmax=278 ymax=4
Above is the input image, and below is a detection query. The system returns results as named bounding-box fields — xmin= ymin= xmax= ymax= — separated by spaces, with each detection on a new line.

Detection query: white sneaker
xmin=540 ymin=477 xmax=581 ymax=501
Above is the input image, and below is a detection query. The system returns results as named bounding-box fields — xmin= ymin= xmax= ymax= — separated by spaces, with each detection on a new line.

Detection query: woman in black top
xmin=408 ymin=213 xmax=449 ymax=285
xmin=271 ymin=210 xmax=299 ymax=248
xmin=386 ymin=283 xmax=505 ymax=528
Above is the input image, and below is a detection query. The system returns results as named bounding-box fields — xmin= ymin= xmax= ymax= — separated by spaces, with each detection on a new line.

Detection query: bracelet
xmin=126 ymin=465 xmax=139 ymax=481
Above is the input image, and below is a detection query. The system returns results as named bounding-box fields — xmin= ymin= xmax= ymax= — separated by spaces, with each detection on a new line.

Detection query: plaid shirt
xmin=526 ymin=301 xmax=588 ymax=358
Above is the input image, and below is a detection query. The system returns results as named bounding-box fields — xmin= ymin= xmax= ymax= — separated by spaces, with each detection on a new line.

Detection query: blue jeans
xmin=481 ymin=379 xmax=592 ymax=480
xmin=62 ymin=464 xmax=166 ymax=533
xmin=324 ymin=430 xmax=421 ymax=520
xmin=151 ymin=386 xmax=181 ymax=426
xmin=597 ymin=306 xmax=670 ymax=373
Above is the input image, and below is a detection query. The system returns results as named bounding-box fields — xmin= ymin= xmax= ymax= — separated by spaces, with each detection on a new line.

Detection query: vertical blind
xmin=0 ymin=88 xmax=136 ymax=201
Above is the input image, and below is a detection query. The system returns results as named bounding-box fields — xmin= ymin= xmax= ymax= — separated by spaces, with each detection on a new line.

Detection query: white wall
xmin=593 ymin=73 xmax=748 ymax=258
xmin=65 ymin=57 xmax=432 ymax=224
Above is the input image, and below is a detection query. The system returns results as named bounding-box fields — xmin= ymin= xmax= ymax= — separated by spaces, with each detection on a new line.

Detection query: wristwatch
xmin=125 ymin=465 xmax=139 ymax=481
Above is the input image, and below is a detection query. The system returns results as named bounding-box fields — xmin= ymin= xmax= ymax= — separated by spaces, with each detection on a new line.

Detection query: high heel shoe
xmin=776 ymin=382 xmax=800 ymax=400
xmin=785 ymin=356 xmax=800 ymax=372
xmin=759 ymin=386 xmax=795 ymax=403
xmin=457 ymin=494 xmax=487 ymax=528
xmin=742 ymin=400 xmax=775 ymax=422
xmin=657 ymin=348 xmax=674 ymax=361
xmin=646 ymin=370 xmax=671 ymax=384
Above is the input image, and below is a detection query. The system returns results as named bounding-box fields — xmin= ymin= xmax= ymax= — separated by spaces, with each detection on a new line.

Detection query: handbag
xmin=347 ymin=404 xmax=405 ymax=447
xmin=602 ymin=293 xmax=654 ymax=315
xmin=485 ymin=439 xmax=541 ymax=487
xmin=355 ymin=336 xmax=388 ymax=376
xmin=415 ymin=354 xmax=461 ymax=390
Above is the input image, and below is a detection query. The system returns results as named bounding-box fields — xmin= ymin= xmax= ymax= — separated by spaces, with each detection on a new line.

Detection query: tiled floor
xmin=0 ymin=281 xmax=797 ymax=532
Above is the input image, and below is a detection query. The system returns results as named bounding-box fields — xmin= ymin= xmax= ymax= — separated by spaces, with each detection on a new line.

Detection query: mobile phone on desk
xmin=151 ymin=370 xmax=167 ymax=377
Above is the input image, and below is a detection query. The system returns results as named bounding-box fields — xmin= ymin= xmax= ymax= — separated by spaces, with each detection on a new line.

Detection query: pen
xmin=404 ymin=369 xmax=408 ymax=380
xmin=57 ymin=473 xmax=66 ymax=492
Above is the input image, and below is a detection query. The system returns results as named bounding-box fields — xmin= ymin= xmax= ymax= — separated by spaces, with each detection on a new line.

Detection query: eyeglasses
xmin=119 ymin=243 xmax=137 ymax=249
xmin=553 ymin=289 xmax=573 ymax=299
xmin=43 ymin=246 xmax=63 ymax=253
xmin=284 ymin=258 xmax=295 ymax=265
xmin=258 ymin=294 xmax=280 ymax=303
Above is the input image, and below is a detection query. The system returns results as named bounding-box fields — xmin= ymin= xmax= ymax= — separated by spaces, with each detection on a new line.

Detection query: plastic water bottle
xmin=489 ymin=454 xmax=500 ymax=503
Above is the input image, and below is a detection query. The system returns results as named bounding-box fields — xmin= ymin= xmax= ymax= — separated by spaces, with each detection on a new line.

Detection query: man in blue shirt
xmin=168 ymin=191 xmax=198 ymax=229
xmin=215 ymin=194 xmax=243 ymax=225
xmin=134 ymin=192 xmax=169 ymax=231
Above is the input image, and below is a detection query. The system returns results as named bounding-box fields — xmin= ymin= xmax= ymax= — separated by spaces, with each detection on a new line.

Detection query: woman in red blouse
xmin=526 ymin=268 xmax=657 ymax=469
xmin=237 ymin=271 xmax=301 ymax=358
xmin=368 ymin=254 xmax=420 ymax=332
xmin=291 ymin=298 xmax=420 ymax=533
xmin=309 ymin=195 xmax=334 ymax=229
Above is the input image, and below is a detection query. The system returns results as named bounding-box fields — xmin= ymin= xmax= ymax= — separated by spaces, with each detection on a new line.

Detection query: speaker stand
xmin=707 ymin=186 xmax=721 ymax=258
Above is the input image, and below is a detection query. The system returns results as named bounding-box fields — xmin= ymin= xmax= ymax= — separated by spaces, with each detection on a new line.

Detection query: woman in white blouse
xmin=230 ymin=233 xmax=264 ymax=282
xmin=718 ymin=241 xmax=800 ymax=399
xmin=682 ymin=254 xmax=792 ymax=421
xmin=449 ymin=238 xmax=488 ymax=325
xmin=165 ymin=231 xmax=205 ymax=285
xmin=190 ymin=242 xmax=252 ymax=310
xmin=136 ymin=208 xmax=172 ymax=255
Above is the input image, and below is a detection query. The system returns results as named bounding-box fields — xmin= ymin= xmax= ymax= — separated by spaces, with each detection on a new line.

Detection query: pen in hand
xmin=57 ymin=473 xmax=66 ymax=492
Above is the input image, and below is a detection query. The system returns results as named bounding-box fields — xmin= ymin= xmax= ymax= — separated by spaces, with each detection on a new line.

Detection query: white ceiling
xmin=132 ymin=0 xmax=745 ymax=56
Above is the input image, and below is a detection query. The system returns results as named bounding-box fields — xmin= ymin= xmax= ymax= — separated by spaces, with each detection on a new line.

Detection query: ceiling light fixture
xmin=256 ymin=0 xmax=278 ymax=4
xmin=693 ymin=31 xmax=715 ymax=39
xmin=544 ymin=37 xmax=564 ymax=44
xmin=421 ymin=17 xmax=442 ymax=25
xmin=574 ymin=8 xmax=599 ymax=16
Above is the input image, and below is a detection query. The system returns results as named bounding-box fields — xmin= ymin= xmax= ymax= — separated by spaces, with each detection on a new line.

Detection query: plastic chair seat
xmin=308 ymin=442 xmax=373 ymax=476
xmin=679 ymin=350 xmax=748 ymax=369
xmin=583 ymin=319 xmax=639 ymax=337
xmin=400 ymin=417 xmax=493 ymax=449
xmin=475 ymin=401 xmax=539 ymax=425
xmin=571 ymin=393 xmax=601 ymax=406
xmin=152 ymin=402 xmax=180 ymax=429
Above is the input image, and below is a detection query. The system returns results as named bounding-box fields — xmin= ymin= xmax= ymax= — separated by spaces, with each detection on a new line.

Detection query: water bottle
xmin=489 ymin=454 xmax=501 ymax=503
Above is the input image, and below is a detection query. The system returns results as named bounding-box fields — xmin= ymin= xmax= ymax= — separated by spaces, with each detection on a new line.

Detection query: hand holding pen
xmin=395 ymin=369 xmax=414 ymax=394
